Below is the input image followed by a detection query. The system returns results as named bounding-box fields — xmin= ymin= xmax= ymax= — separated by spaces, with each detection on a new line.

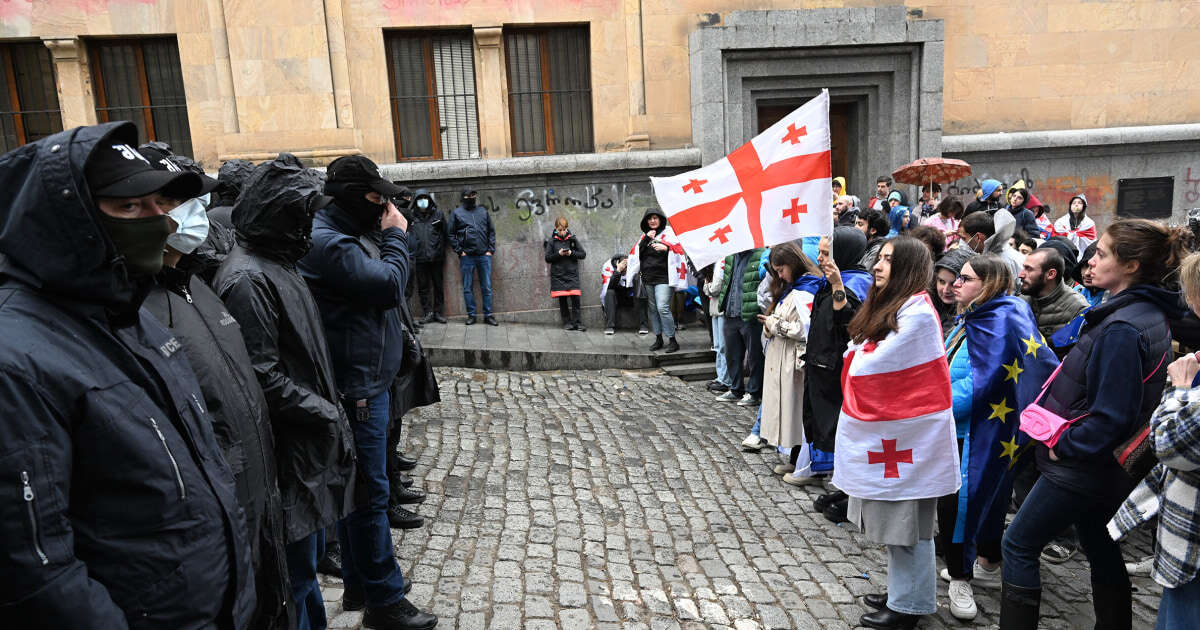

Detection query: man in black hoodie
xmin=448 ymin=188 xmax=498 ymax=325
xmin=405 ymin=189 xmax=449 ymax=323
xmin=0 ymin=122 xmax=254 ymax=627
xmin=214 ymin=154 xmax=359 ymax=630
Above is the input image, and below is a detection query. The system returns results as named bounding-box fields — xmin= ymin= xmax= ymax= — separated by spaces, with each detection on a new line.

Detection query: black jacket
xmin=145 ymin=264 xmax=292 ymax=630
xmin=1037 ymin=285 xmax=1183 ymax=501
xmin=448 ymin=190 xmax=496 ymax=256
xmin=404 ymin=190 xmax=448 ymax=263
xmin=637 ymin=209 xmax=671 ymax=286
xmin=544 ymin=230 xmax=586 ymax=293
xmin=193 ymin=215 xmax=237 ymax=287
xmin=214 ymin=154 xmax=357 ymax=543
xmin=0 ymin=122 xmax=253 ymax=628
xmin=299 ymin=203 xmax=410 ymax=400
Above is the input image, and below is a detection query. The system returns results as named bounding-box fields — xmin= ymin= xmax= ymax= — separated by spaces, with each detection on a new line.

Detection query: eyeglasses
xmin=954 ymin=274 xmax=978 ymax=285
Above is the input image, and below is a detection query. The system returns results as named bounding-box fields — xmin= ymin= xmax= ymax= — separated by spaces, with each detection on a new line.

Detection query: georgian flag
xmin=621 ymin=227 xmax=690 ymax=291
xmin=650 ymin=90 xmax=833 ymax=269
xmin=832 ymin=293 xmax=961 ymax=501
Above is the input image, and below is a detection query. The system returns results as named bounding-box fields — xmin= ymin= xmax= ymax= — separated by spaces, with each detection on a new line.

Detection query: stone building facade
xmin=2 ymin=1 xmax=1198 ymax=318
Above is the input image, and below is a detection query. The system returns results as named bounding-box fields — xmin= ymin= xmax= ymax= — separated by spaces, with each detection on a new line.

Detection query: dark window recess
xmin=0 ymin=42 xmax=63 ymax=153
xmin=1117 ymin=177 xmax=1174 ymax=219
xmin=385 ymin=31 xmax=480 ymax=161
xmin=505 ymin=26 xmax=593 ymax=156
xmin=90 ymin=38 xmax=193 ymax=158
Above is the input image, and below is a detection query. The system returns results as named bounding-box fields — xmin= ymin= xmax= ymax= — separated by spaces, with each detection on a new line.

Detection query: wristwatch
xmin=832 ymin=289 xmax=847 ymax=301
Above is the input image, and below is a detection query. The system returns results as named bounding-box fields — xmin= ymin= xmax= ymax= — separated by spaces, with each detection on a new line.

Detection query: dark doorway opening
xmin=757 ymin=99 xmax=855 ymax=193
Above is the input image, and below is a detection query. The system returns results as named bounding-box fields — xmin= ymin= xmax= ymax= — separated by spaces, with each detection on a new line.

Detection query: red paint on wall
xmin=0 ymin=0 xmax=32 ymax=22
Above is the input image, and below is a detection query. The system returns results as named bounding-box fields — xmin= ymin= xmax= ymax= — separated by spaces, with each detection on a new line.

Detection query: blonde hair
xmin=1180 ymin=252 xmax=1200 ymax=305
xmin=554 ymin=216 xmax=569 ymax=229
xmin=958 ymin=255 xmax=1012 ymax=313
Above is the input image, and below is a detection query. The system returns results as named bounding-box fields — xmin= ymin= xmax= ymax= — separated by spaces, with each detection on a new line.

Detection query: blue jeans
xmin=645 ymin=283 xmax=675 ymax=337
xmin=1001 ymin=476 xmax=1128 ymax=590
xmin=712 ymin=315 xmax=731 ymax=386
xmin=886 ymin=538 xmax=937 ymax=615
xmin=459 ymin=254 xmax=493 ymax=316
xmin=723 ymin=316 xmax=764 ymax=398
xmin=1159 ymin=573 xmax=1200 ymax=629
xmin=339 ymin=391 xmax=407 ymax=608
xmin=286 ymin=529 xmax=326 ymax=630
xmin=751 ymin=406 xmax=762 ymax=437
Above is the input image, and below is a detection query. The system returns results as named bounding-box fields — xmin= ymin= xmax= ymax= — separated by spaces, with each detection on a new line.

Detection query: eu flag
xmin=948 ymin=296 xmax=1059 ymax=557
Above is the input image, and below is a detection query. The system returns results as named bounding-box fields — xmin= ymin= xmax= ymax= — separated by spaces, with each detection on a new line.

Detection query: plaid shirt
xmin=1109 ymin=386 xmax=1200 ymax=588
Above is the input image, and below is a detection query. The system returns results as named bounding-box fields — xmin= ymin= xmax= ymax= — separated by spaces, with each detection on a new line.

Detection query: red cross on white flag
xmin=650 ymin=90 xmax=833 ymax=268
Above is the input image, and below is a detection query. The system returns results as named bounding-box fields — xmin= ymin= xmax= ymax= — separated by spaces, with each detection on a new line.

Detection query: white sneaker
xmin=604 ymin=328 xmax=615 ymax=335
xmin=740 ymin=433 xmax=766 ymax=450
xmin=1125 ymin=555 xmax=1154 ymax=576
xmin=940 ymin=562 xmax=1001 ymax=589
xmin=715 ymin=391 xmax=740 ymax=402
xmin=948 ymin=579 xmax=977 ymax=620
xmin=782 ymin=473 xmax=822 ymax=487
xmin=735 ymin=394 xmax=759 ymax=407
xmin=772 ymin=463 xmax=792 ymax=474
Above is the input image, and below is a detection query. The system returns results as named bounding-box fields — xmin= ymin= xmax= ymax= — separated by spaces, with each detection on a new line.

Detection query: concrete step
xmin=654 ymin=349 xmax=715 ymax=367
xmin=661 ymin=362 xmax=718 ymax=382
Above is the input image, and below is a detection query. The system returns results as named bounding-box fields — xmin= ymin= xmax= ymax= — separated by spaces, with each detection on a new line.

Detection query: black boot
xmin=316 ymin=543 xmax=342 ymax=576
xmin=649 ymin=335 xmax=664 ymax=351
xmin=1091 ymin=582 xmax=1132 ymax=630
xmin=862 ymin=593 xmax=888 ymax=610
xmin=431 ymin=312 xmax=447 ymax=323
xmin=562 ymin=318 xmax=574 ymax=330
xmin=392 ymin=485 xmax=427 ymax=505
xmin=571 ymin=306 xmax=586 ymax=332
xmin=813 ymin=490 xmax=847 ymax=513
xmin=664 ymin=337 xmax=679 ymax=353
xmin=822 ymin=495 xmax=849 ymax=524
xmin=393 ymin=452 xmax=418 ymax=471
xmin=388 ymin=505 xmax=425 ymax=529
xmin=859 ymin=607 xmax=919 ymax=629
xmin=346 ymin=579 xmax=413 ymax=611
xmin=362 ymin=598 xmax=438 ymax=630
xmin=999 ymin=582 xmax=1041 ymax=630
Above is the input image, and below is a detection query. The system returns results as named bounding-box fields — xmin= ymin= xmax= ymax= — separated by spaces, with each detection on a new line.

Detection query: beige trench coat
xmin=760 ymin=289 xmax=811 ymax=448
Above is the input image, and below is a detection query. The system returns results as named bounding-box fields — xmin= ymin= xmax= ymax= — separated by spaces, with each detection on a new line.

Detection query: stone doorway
xmin=757 ymin=100 xmax=856 ymax=186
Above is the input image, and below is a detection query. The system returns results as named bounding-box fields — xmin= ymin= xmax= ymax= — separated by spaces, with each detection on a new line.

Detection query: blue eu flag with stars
xmin=947 ymin=296 xmax=1059 ymax=567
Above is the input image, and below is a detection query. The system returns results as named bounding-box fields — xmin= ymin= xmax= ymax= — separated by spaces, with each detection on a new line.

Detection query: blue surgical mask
xmin=166 ymin=193 xmax=211 ymax=254
xmin=416 ymin=198 xmax=429 ymax=210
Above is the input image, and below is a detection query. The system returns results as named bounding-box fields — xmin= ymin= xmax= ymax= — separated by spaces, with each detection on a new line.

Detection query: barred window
xmin=385 ymin=30 xmax=480 ymax=161
xmin=0 ymin=42 xmax=63 ymax=153
xmin=504 ymin=26 xmax=593 ymax=156
xmin=90 ymin=37 xmax=193 ymax=158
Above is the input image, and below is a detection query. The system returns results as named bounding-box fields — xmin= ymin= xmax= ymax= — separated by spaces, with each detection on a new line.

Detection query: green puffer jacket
xmin=716 ymin=248 xmax=767 ymax=322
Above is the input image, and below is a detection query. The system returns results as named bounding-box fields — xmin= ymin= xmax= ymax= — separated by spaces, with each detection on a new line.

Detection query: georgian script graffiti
xmin=505 ymin=185 xmax=628 ymax=222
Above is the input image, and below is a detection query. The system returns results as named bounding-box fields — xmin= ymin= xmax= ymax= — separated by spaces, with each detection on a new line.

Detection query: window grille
xmin=386 ymin=30 xmax=480 ymax=161
xmin=90 ymin=37 xmax=193 ymax=158
xmin=0 ymin=42 xmax=63 ymax=153
xmin=504 ymin=26 xmax=593 ymax=155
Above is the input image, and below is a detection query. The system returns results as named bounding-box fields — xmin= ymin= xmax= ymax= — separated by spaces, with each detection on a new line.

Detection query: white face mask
xmin=416 ymin=198 xmax=429 ymax=210
xmin=166 ymin=193 xmax=211 ymax=254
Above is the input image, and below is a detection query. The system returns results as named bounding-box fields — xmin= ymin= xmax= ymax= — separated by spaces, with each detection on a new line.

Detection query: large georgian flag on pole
xmin=832 ymin=293 xmax=962 ymax=501
xmin=650 ymin=90 xmax=833 ymax=269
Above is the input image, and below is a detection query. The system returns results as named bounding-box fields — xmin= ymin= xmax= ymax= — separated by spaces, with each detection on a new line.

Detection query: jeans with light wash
xmin=459 ymin=254 xmax=493 ymax=317
xmin=338 ymin=390 xmax=408 ymax=608
xmin=645 ymin=283 xmax=675 ymax=337
xmin=286 ymin=528 xmax=326 ymax=630
xmin=751 ymin=406 xmax=762 ymax=437
xmin=1159 ymin=573 xmax=1200 ymax=629
xmin=887 ymin=538 xmax=937 ymax=615
xmin=712 ymin=314 xmax=731 ymax=386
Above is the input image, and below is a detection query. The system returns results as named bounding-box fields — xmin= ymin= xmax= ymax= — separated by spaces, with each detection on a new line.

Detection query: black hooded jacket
xmin=448 ymin=188 xmax=495 ymax=256
xmin=404 ymin=189 xmax=448 ymax=263
xmin=638 ymin=209 xmax=671 ymax=286
xmin=145 ymin=263 xmax=292 ymax=630
xmin=0 ymin=122 xmax=254 ymax=628
xmin=213 ymin=154 xmax=357 ymax=543
xmin=544 ymin=229 xmax=587 ymax=293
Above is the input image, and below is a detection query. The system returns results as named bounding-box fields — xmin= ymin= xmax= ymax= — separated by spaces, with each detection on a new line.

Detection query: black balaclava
xmin=325 ymin=180 xmax=384 ymax=235
xmin=461 ymin=188 xmax=478 ymax=210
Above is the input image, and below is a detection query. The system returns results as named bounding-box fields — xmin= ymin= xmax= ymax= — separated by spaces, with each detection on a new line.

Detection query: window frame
xmin=88 ymin=36 xmax=191 ymax=154
xmin=503 ymin=25 xmax=594 ymax=157
xmin=384 ymin=29 xmax=481 ymax=162
xmin=0 ymin=41 xmax=63 ymax=149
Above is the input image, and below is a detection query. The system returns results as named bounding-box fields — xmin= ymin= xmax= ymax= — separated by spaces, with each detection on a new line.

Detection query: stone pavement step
xmin=662 ymin=362 xmax=719 ymax=382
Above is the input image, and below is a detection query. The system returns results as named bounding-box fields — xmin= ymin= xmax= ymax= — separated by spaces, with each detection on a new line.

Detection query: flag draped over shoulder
xmin=951 ymin=295 xmax=1059 ymax=544
xmin=622 ymin=227 xmax=689 ymax=291
xmin=650 ymin=90 xmax=833 ymax=269
xmin=833 ymin=293 xmax=961 ymax=501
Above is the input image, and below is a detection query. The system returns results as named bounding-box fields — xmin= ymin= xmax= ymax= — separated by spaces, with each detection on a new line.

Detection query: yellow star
xmin=1002 ymin=358 xmax=1024 ymax=384
xmin=1023 ymin=333 xmax=1043 ymax=356
xmin=989 ymin=398 xmax=1013 ymax=423
xmin=999 ymin=436 xmax=1020 ymax=465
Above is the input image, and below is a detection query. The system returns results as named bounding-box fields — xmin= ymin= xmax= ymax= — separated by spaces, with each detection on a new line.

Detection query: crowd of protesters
xmin=0 ymin=122 xmax=442 ymax=630
xmin=676 ymin=172 xmax=1200 ymax=629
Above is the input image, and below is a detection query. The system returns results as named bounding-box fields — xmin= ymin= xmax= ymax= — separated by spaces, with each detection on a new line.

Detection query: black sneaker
xmin=664 ymin=337 xmax=679 ymax=353
xmin=575 ymin=321 xmax=586 ymax=332
xmin=419 ymin=312 xmax=435 ymax=325
xmin=464 ymin=316 xmax=476 ymax=325
xmin=563 ymin=321 xmax=574 ymax=330
xmin=344 ymin=580 xmax=415 ymax=611
xmin=822 ymin=496 xmax=850 ymax=524
xmin=388 ymin=505 xmax=425 ymax=529
xmin=393 ymin=485 xmax=427 ymax=505
xmin=393 ymin=452 xmax=418 ymax=471
xmin=813 ymin=490 xmax=847 ymax=514
xmin=431 ymin=313 xmax=447 ymax=324
xmin=317 ymin=545 xmax=342 ymax=576
xmin=706 ymin=380 xmax=730 ymax=393
xmin=649 ymin=335 xmax=664 ymax=351
xmin=362 ymin=598 xmax=438 ymax=630
xmin=484 ymin=316 xmax=499 ymax=326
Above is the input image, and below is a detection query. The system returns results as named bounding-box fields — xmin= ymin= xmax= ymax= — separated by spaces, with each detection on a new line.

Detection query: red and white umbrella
xmin=891 ymin=157 xmax=972 ymax=187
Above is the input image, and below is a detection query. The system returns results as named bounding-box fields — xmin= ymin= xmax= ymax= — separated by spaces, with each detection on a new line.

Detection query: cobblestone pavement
xmin=320 ymin=367 xmax=1159 ymax=629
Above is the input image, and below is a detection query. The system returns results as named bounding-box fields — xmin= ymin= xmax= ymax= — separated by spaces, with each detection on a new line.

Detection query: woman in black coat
xmin=545 ymin=216 xmax=588 ymax=330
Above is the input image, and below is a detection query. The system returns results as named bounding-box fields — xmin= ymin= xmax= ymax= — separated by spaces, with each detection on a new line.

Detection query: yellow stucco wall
xmin=1 ymin=0 xmax=1196 ymax=166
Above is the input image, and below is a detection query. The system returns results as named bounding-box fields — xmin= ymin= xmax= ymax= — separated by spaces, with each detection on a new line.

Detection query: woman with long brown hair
xmin=756 ymin=243 xmax=822 ymax=485
xmin=1001 ymin=219 xmax=1190 ymax=630
xmin=834 ymin=236 xmax=960 ymax=630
